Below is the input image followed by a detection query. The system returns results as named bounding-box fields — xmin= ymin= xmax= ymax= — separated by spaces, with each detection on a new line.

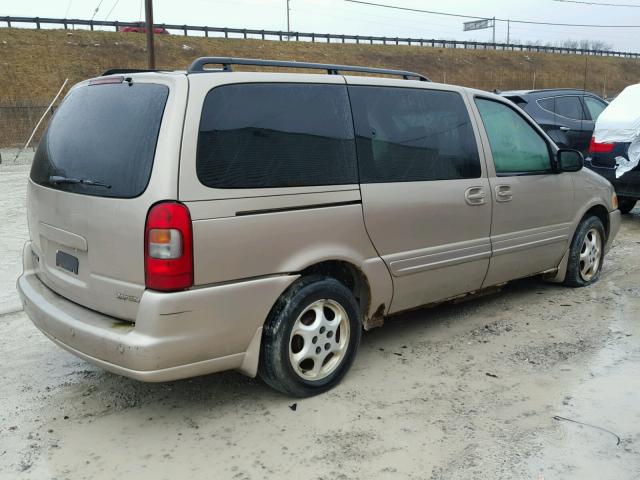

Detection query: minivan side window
xmin=554 ymin=96 xmax=586 ymax=120
xmin=348 ymin=86 xmax=481 ymax=183
xmin=197 ymin=83 xmax=357 ymax=189
xmin=475 ymin=98 xmax=552 ymax=175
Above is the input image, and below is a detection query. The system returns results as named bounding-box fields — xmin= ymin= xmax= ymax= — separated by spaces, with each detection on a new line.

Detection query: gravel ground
xmin=1 ymin=165 xmax=639 ymax=480
xmin=0 ymin=156 xmax=30 ymax=314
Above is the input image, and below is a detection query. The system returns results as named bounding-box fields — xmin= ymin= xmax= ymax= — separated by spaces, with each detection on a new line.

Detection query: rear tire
xmin=618 ymin=197 xmax=637 ymax=214
xmin=259 ymin=276 xmax=361 ymax=397
xmin=563 ymin=215 xmax=605 ymax=288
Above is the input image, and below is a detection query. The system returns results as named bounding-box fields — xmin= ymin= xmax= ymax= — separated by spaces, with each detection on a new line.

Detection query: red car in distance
xmin=119 ymin=25 xmax=170 ymax=34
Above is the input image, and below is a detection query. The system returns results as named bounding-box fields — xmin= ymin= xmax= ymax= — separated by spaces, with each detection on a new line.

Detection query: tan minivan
xmin=18 ymin=58 xmax=621 ymax=397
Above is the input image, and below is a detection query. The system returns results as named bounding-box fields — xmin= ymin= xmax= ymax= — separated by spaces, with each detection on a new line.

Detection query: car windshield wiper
xmin=49 ymin=175 xmax=111 ymax=189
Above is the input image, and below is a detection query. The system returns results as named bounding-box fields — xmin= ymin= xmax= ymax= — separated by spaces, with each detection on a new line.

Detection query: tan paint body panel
xmin=18 ymin=70 xmax=619 ymax=384
xmin=179 ymin=72 xmax=393 ymax=319
xmin=482 ymin=174 xmax=575 ymax=286
xmin=26 ymin=73 xmax=188 ymax=322
xmin=466 ymin=90 xmax=588 ymax=286
xmin=344 ymin=77 xmax=492 ymax=313
xmin=18 ymin=244 xmax=295 ymax=380
xmin=358 ymin=179 xmax=492 ymax=313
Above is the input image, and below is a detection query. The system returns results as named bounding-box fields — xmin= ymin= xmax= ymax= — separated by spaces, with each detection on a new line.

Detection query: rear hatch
xmin=27 ymin=74 xmax=186 ymax=321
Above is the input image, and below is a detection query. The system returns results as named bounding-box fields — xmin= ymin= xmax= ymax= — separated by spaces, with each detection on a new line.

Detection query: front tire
xmin=259 ymin=276 xmax=361 ymax=397
xmin=563 ymin=216 xmax=605 ymax=287
xmin=618 ymin=197 xmax=637 ymax=214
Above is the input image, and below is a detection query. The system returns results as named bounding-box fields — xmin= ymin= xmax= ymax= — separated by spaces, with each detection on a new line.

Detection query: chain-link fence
xmin=0 ymin=102 xmax=53 ymax=150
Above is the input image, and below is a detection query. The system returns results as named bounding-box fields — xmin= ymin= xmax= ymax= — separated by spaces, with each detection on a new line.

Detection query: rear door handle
xmin=464 ymin=186 xmax=486 ymax=206
xmin=559 ymin=126 xmax=571 ymax=131
xmin=495 ymin=185 xmax=513 ymax=202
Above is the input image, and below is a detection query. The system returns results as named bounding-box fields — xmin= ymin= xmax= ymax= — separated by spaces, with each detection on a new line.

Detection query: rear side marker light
xmin=589 ymin=137 xmax=614 ymax=153
xmin=144 ymin=202 xmax=193 ymax=291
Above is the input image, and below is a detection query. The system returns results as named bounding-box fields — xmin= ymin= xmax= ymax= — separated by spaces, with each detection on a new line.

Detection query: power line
xmin=64 ymin=0 xmax=73 ymax=18
xmin=89 ymin=0 xmax=105 ymax=21
xmin=104 ymin=0 xmax=121 ymax=21
xmin=553 ymin=0 xmax=640 ymax=7
xmin=345 ymin=0 xmax=640 ymax=27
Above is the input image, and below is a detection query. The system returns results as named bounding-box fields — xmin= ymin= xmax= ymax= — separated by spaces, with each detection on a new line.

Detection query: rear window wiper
xmin=49 ymin=175 xmax=111 ymax=189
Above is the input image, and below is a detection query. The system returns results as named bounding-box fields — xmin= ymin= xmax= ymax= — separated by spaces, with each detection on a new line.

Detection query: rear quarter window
xmin=31 ymin=82 xmax=169 ymax=198
xmin=196 ymin=83 xmax=357 ymax=189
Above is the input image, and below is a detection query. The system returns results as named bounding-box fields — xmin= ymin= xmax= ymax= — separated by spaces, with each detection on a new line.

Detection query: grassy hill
xmin=1 ymin=27 xmax=639 ymax=145
xmin=2 ymin=28 xmax=640 ymax=100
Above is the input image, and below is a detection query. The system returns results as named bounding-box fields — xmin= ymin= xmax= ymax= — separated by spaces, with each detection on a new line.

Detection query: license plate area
xmin=56 ymin=250 xmax=79 ymax=275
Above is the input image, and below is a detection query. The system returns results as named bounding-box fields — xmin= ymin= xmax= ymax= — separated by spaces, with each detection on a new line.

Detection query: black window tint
xmin=505 ymin=96 xmax=527 ymax=108
xmin=537 ymin=98 xmax=555 ymax=112
xmin=554 ymin=96 xmax=586 ymax=120
xmin=196 ymin=83 xmax=357 ymax=189
xmin=348 ymin=86 xmax=481 ymax=183
xmin=31 ymin=83 xmax=168 ymax=198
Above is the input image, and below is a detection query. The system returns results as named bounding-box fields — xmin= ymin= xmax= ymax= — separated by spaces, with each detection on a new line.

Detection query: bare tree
xmin=591 ymin=40 xmax=612 ymax=51
xmin=563 ymin=39 xmax=579 ymax=49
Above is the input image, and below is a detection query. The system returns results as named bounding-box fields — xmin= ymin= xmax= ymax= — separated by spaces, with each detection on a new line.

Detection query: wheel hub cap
xmin=289 ymin=299 xmax=350 ymax=381
xmin=579 ymin=228 xmax=602 ymax=282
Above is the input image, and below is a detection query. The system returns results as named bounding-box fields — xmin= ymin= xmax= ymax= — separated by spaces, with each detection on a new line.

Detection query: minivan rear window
xmin=31 ymin=82 xmax=169 ymax=198
xmin=196 ymin=83 xmax=357 ymax=189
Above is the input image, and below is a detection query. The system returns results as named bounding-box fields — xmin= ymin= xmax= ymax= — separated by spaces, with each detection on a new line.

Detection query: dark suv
xmin=587 ymin=138 xmax=639 ymax=214
xmin=499 ymin=89 xmax=608 ymax=153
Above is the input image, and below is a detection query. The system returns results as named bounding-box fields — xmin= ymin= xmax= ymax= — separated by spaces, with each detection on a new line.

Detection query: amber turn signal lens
xmin=149 ymin=228 xmax=172 ymax=244
xmin=612 ymin=193 xmax=618 ymax=210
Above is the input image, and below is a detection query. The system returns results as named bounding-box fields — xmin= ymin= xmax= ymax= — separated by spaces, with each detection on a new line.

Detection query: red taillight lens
xmin=144 ymin=202 xmax=193 ymax=291
xmin=589 ymin=137 xmax=614 ymax=153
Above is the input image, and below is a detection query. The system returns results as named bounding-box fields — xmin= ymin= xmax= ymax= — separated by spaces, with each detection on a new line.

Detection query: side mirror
xmin=557 ymin=149 xmax=584 ymax=172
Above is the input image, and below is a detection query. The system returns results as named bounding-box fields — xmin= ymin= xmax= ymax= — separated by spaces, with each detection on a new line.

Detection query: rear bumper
xmin=17 ymin=242 xmax=296 ymax=381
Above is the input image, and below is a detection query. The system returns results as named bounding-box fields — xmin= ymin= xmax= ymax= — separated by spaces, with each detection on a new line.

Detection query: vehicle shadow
xmin=48 ymin=275 xmax=561 ymax=413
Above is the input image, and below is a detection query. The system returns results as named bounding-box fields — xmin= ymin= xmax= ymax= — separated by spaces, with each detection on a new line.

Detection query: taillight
xmin=589 ymin=137 xmax=614 ymax=153
xmin=144 ymin=202 xmax=193 ymax=291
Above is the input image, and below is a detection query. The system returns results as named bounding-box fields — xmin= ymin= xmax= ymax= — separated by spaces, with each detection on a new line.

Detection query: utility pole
xmin=286 ymin=0 xmax=291 ymax=32
xmin=145 ymin=0 xmax=156 ymax=69
xmin=492 ymin=16 xmax=495 ymax=44
xmin=507 ymin=19 xmax=510 ymax=45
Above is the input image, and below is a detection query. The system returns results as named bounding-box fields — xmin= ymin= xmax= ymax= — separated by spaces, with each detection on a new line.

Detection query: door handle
xmin=559 ymin=126 xmax=571 ymax=131
xmin=495 ymin=185 xmax=513 ymax=202
xmin=464 ymin=186 xmax=486 ymax=206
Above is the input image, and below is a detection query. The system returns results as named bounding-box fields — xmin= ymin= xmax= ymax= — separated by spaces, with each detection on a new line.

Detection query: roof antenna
xmin=12 ymin=79 xmax=68 ymax=164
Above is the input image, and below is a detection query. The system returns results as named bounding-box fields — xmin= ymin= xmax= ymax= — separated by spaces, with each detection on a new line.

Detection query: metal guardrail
xmin=1 ymin=15 xmax=639 ymax=58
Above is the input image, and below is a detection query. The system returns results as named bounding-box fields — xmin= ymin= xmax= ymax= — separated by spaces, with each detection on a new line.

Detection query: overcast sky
xmin=4 ymin=0 xmax=640 ymax=51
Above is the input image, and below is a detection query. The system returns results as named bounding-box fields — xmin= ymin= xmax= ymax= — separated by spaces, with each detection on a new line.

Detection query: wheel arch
xmin=298 ymin=260 xmax=381 ymax=330
xmin=548 ymin=201 xmax=610 ymax=283
xmin=583 ymin=204 xmax=610 ymax=240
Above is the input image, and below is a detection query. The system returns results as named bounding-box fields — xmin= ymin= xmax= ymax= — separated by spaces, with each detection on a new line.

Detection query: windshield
xmin=31 ymin=82 xmax=169 ymax=198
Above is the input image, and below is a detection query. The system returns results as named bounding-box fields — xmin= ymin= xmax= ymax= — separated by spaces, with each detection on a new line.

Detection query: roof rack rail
xmin=187 ymin=57 xmax=430 ymax=81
